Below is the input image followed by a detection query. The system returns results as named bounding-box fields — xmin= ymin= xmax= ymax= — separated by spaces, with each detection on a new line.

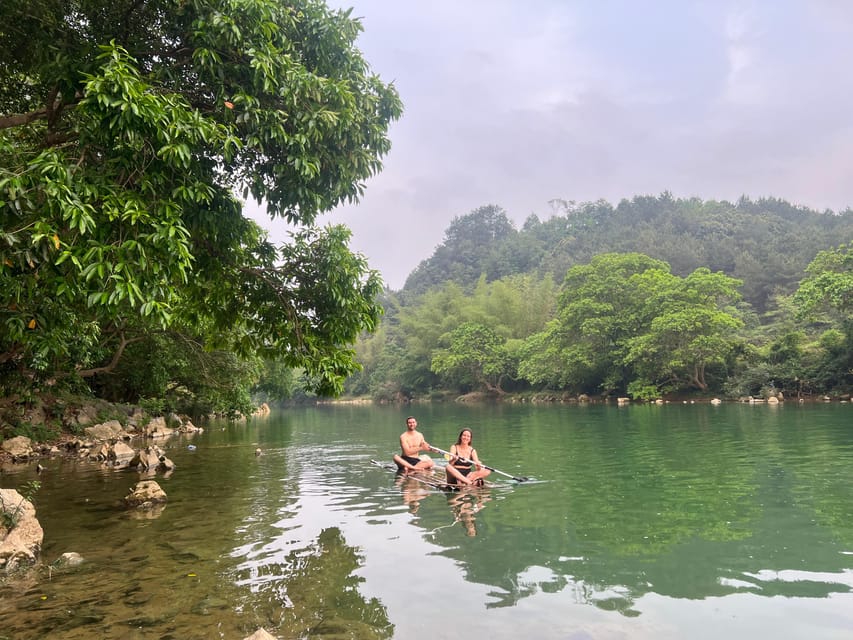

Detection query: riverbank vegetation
xmin=1 ymin=0 xmax=401 ymax=430
xmin=346 ymin=200 xmax=853 ymax=404
xmin=2 ymin=5 xmax=852 ymax=446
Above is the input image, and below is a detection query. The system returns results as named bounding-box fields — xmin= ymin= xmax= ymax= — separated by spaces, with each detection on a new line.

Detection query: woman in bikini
xmin=445 ymin=428 xmax=491 ymax=486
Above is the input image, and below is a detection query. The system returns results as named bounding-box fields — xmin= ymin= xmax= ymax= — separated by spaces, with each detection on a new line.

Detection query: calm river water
xmin=1 ymin=401 xmax=852 ymax=639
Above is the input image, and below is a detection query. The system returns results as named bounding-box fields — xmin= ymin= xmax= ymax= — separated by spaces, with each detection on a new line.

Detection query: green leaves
xmin=431 ymin=322 xmax=514 ymax=394
xmin=1 ymin=1 xmax=400 ymax=400
xmin=794 ymin=244 xmax=853 ymax=317
xmin=519 ymin=254 xmax=744 ymax=396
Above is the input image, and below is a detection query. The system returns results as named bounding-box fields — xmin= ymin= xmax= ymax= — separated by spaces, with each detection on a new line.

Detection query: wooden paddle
xmin=428 ymin=446 xmax=531 ymax=482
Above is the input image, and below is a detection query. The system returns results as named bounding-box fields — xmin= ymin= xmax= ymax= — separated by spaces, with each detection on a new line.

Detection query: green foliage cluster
xmin=0 ymin=1 xmax=401 ymax=415
xmin=1 ymin=419 xmax=61 ymax=444
xmin=348 ymin=203 xmax=853 ymax=402
xmin=405 ymin=196 xmax=853 ymax=313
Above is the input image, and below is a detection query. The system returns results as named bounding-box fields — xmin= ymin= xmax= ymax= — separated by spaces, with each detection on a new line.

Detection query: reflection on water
xmin=233 ymin=527 xmax=393 ymax=639
xmin=397 ymin=478 xmax=493 ymax=538
xmin=394 ymin=474 xmax=432 ymax=515
xmin=387 ymin=464 xmax=493 ymax=536
xmin=444 ymin=489 xmax=491 ymax=537
xmin=1 ymin=403 xmax=852 ymax=639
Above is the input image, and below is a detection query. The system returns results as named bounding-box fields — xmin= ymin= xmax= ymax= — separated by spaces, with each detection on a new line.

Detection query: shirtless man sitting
xmin=393 ymin=416 xmax=436 ymax=474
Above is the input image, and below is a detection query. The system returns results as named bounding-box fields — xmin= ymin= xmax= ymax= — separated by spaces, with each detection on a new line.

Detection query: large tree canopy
xmin=403 ymin=205 xmax=518 ymax=296
xmin=430 ymin=321 xmax=515 ymax=394
xmin=0 ymin=0 xmax=402 ymax=398
xmin=794 ymin=244 xmax=853 ymax=317
xmin=518 ymin=253 xmax=743 ymax=397
xmin=791 ymin=244 xmax=853 ymax=395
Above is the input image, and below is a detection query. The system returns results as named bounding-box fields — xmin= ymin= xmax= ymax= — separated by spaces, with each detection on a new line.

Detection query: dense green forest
xmin=2 ymin=4 xmax=852 ymax=432
xmin=344 ymin=196 xmax=853 ymax=403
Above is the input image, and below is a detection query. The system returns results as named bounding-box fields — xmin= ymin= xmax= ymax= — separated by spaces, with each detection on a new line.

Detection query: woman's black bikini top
xmin=452 ymin=447 xmax=474 ymax=469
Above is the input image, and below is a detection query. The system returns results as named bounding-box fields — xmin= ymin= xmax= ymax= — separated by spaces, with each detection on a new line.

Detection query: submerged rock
xmin=124 ymin=480 xmax=167 ymax=509
xmin=52 ymin=551 xmax=85 ymax=568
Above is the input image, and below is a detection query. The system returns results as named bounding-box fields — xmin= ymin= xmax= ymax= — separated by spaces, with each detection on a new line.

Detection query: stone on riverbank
xmin=0 ymin=488 xmax=44 ymax=573
xmin=1 ymin=436 xmax=34 ymax=462
xmin=84 ymin=419 xmax=130 ymax=442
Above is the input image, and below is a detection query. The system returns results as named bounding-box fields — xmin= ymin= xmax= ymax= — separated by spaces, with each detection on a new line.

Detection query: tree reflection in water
xmin=249 ymin=527 xmax=394 ymax=639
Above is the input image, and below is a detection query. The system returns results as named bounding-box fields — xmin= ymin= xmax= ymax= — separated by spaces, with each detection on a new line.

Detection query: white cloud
xmin=721 ymin=7 xmax=765 ymax=105
xmin=246 ymin=1 xmax=853 ymax=289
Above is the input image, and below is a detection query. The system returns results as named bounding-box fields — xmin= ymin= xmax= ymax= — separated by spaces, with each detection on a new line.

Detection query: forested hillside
xmin=403 ymin=195 xmax=853 ymax=313
xmin=345 ymin=194 xmax=853 ymax=403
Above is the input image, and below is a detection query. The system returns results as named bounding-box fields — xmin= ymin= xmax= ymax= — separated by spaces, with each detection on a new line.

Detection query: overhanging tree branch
xmin=0 ymin=109 xmax=49 ymax=130
xmin=77 ymin=333 xmax=145 ymax=378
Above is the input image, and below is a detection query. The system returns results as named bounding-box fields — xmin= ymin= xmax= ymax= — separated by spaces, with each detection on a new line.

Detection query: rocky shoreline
xmin=0 ymin=400 xmax=279 ymax=640
xmin=1 ymin=411 xmax=200 ymax=571
xmin=0 ymin=394 xmax=271 ymax=466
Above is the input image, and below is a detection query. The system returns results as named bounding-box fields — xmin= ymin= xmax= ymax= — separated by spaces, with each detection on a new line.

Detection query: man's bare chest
xmin=402 ymin=433 xmax=422 ymax=447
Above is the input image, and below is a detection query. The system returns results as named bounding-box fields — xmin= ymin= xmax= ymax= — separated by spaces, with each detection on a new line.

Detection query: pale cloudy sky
xmin=248 ymin=0 xmax=853 ymax=289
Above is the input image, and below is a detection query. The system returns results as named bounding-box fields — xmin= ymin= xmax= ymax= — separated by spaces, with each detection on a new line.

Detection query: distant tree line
xmin=343 ymin=196 xmax=853 ymax=402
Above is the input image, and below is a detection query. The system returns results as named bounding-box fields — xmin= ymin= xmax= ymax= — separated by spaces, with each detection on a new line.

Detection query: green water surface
xmin=1 ymin=402 xmax=852 ymax=639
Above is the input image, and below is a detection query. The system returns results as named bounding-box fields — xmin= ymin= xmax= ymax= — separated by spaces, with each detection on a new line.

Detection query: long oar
xmin=429 ymin=446 xmax=531 ymax=482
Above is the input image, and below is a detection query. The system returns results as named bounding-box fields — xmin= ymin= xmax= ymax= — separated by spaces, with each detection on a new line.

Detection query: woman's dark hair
xmin=455 ymin=428 xmax=473 ymax=445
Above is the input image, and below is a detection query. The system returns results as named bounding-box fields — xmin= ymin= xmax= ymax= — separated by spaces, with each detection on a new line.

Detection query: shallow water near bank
xmin=2 ymin=402 xmax=853 ymax=639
